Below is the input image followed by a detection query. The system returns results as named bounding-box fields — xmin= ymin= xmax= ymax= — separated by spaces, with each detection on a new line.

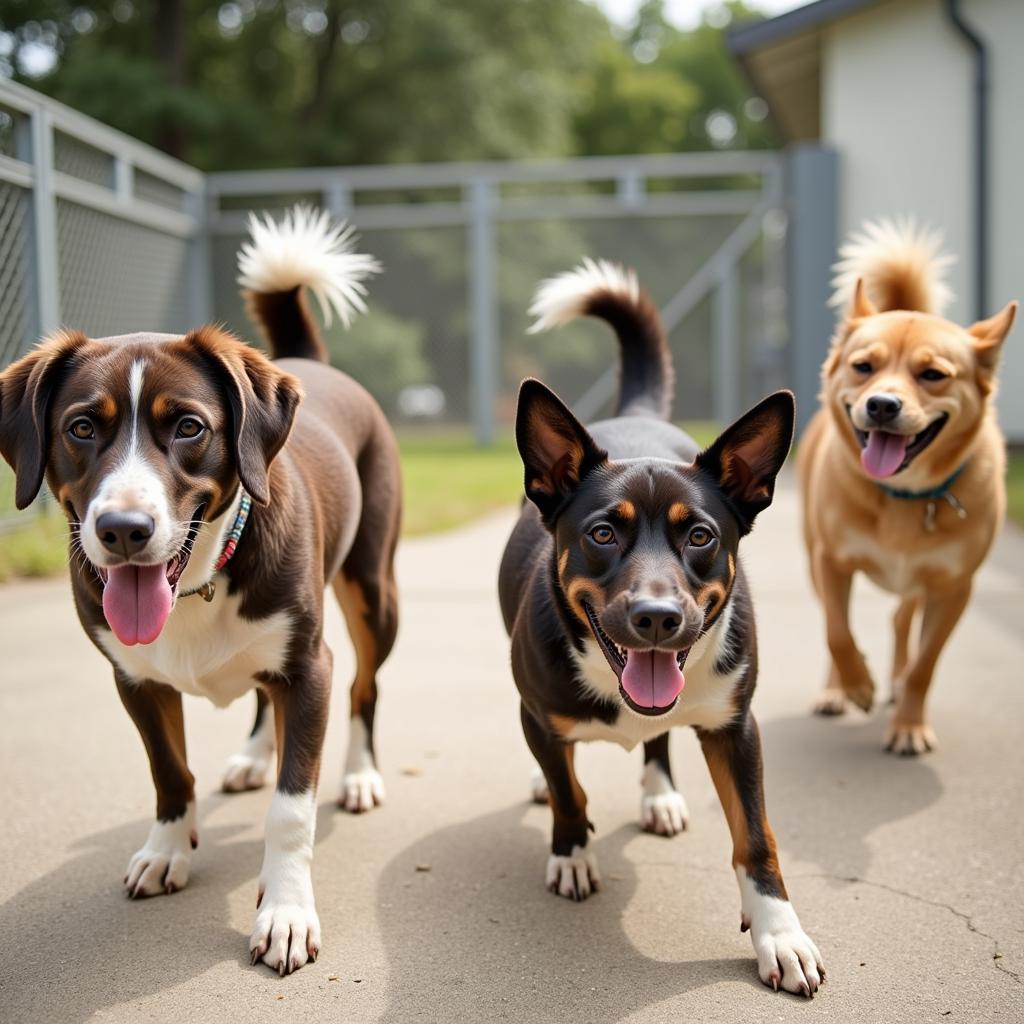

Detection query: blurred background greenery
xmin=0 ymin=1 xmax=778 ymax=168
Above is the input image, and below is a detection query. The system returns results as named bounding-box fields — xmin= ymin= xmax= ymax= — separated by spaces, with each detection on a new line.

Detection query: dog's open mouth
xmin=94 ymin=506 xmax=205 ymax=648
xmin=583 ymin=602 xmax=689 ymax=717
xmin=852 ymin=414 xmax=948 ymax=480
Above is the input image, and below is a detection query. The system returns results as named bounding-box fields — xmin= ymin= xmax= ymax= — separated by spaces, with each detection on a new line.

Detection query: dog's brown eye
xmin=590 ymin=525 xmax=615 ymax=545
xmin=920 ymin=368 xmax=947 ymax=382
xmin=175 ymin=417 xmax=205 ymax=439
xmin=69 ymin=418 xmax=94 ymax=440
xmin=853 ymin=361 xmax=872 ymax=374
xmin=688 ymin=526 xmax=713 ymax=547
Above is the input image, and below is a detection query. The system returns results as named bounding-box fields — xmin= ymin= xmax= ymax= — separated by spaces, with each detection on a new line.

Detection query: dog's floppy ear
xmin=186 ymin=328 xmax=303 ymax=506
xmin=0 ymin=331 xmax=87 ymax=509
xmin=515 ymin=378 xmax=607 ymax=524
xmin=968 ymin=300 xmax=1017 ymax=392
xmin=695 ymin=390 xmax=795 ymax=534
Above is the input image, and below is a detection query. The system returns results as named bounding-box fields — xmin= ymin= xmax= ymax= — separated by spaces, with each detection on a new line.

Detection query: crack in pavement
xmin=794 ymin=871 xmax=1020 ymax=985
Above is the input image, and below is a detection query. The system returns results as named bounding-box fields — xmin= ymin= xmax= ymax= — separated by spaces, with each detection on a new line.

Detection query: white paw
xmin=640 ymin=760 xmax=688 ymax=836
xmin=222 ymin=704 xmax=275 ymax=792
xmin=642 ymin=791 xmax=689 ymax=836
xmin=530 ymin=767 xmax=550 ymax=804
xmin=250 ymin=898 xmax=321 ymax=976
xmin=546 ymin=845 xmax=601 ymax=901
xmin=738 ymin=868 xmax=825 ymax=997
xmin=124 ymin=803 xmax=196 ymax=898
xmin=339 ymin=767 xmax=385 ymax=813
xmin=222 ymin=751 xmax=272 ymax=792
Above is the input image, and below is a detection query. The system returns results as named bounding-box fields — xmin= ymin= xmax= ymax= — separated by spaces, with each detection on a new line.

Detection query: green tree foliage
xmin=1 ymin=0 xmax=774 ymax=168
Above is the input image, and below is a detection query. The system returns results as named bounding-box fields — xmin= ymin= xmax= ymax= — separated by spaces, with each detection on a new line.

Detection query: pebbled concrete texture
xmin=0 ymin=475 xmax=1021 ymax=1023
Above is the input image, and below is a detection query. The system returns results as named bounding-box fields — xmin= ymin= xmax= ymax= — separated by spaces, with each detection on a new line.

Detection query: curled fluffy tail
xmin=236 ymin=204 xmax=380 ymax=361
xmin=830 ymin=217 xmax=955 ymax=316
xmin=528 ymin=258 xmax=673 ymax=419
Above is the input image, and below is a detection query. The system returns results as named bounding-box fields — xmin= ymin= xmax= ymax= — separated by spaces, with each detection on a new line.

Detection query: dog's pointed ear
xmin=850 ymin=278 xmax=878 ymax=319
xmin=0 ymin=331 xmax=87 ymax=509
xmin=515 ymin=378 xmax=607 ymax=524
xmin=695 ymin=390 xmax=795 ymax=534
xmin=186 ymin=328 xmax=303 ymax=506
xmin=968 ymin=301 xmax=1017 ymax=387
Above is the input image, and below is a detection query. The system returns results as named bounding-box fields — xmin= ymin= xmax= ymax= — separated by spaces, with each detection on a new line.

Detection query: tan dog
xmin=798 ymin=219 xmax=1016 ymax=753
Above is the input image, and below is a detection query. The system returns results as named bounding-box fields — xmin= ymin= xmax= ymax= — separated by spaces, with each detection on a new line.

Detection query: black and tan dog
xmin=499 ymin=260 xmax=824 ymax=997
xmin=0 ymin=206 xmax=400 ymax=974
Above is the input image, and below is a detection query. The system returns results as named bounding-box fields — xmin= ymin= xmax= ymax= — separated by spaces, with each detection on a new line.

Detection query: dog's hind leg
xmin=886 ymin=581 xmax=971 ymax=755
xmin=889 ymin=596 xmax=921 ymax=705
xmin=116 ymin=672 xmax=197 ymax=898
xmin=522 ymin=704 xmax=600 ymax=901
xmin=333 ymin=454 xmax=400 ymax=813
xmin=640 ymin=733 xmax=689 ymax=836
xmin=222 ymin=688 xmax=275 ymax=792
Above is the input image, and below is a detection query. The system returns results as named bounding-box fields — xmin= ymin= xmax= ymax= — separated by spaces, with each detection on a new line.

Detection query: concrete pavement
xmin=1 ymin=476 xmax=1022 ymax=1022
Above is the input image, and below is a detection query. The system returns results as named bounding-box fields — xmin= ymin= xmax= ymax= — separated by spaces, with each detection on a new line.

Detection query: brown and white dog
xmin=799 ymin=219 xmax=1017 ymax=753
xmin=0 ymin=206 xmax=401 ymax=973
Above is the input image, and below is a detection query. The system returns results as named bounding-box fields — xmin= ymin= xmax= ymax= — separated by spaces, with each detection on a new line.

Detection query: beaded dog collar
xmin=181 ymin=491 xmax=252 ymax=601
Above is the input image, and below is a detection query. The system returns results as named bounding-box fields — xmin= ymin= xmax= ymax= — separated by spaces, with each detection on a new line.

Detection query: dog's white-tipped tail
xmin=528 ymin=258 xmax=639 ymax=334
xmin=830 ymin=217 xmax=955 ymax=316
xmin=525 ymin=257 xmax=672 ymax=420
xmin=237 ymin=204 xmax=381 ymax=329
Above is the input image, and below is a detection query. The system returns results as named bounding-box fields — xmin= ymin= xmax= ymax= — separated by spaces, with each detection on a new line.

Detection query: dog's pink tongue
xmin=102 ymin=564 xmax=172 ymax=646
xmin=621 ymin=650 xmax=685 ymax=710
xmin=861 ymin=430 xmax=909 ymax=479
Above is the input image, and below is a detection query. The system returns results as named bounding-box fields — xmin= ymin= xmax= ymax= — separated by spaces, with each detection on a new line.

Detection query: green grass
xmin=0 ymin=511 xmax=71 ymax=582
xmin=0 ymin=422 xmax=722 ymax=580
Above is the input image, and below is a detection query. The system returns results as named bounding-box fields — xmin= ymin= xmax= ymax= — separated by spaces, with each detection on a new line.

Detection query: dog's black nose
xmin=630 ymin=599 xmax=683 ymax=644
xmin=96 ymin=510 xmax=155 ymax=558
xmin=866 ymin=393 xmax=902 ymax=424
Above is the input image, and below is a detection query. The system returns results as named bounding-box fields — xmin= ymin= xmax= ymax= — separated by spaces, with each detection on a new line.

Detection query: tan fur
xmin=668 ymin=501 xmax=688 ymax=524
xmin=801 ymin=221 xmax=1017 ymax=751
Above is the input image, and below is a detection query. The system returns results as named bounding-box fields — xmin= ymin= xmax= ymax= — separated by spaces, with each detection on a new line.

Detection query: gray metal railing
xmin=206 ymin=150 xmax=789 ymax=443
xmin=2 ymin=79 xmax=833 ymax=533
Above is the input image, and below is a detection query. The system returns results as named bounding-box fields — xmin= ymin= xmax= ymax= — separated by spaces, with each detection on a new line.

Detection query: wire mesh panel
xmin=0 ymin=182 xmax=34 ymax=366
xmin=56 ymin=200 xmax=193 ymax=337
xmin=52 ymin=130 xmax=114 ymax=187
xmin=133 ymin=169 xmax=186 ymax=211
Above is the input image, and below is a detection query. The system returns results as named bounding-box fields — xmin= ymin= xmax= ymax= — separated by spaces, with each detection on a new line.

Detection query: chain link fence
xmin=0 ymin=79 xmax=205 ymax=530
xmin=2 ymin=78 xmax=820 ymax=533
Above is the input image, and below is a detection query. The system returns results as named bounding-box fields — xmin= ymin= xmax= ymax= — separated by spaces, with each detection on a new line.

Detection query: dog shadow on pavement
xmin=0 ymin=794 xmax=338 ymax=1023
xmin=375 ymin=802 xmax=766 ymax=1024
xmin=759 ymin=710 xmax=943 ymax=882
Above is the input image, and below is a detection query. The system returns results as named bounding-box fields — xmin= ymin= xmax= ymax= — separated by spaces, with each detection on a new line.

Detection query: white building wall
xmin=821 ymin=0 xmax=1024 ymax=439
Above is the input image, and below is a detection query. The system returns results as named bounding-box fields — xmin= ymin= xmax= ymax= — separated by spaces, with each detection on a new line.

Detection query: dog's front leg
xmin=249 ymin=644 xmax=332 ymax=975
xmin=115 ymin=673 xmax=197 ymax=898
xmin=812 ymin=545 xmax=874 ymax=712
xmin=521 ymin=704 xmax=599 ymax=901
xmin=886 ymin=581 xmax=971 ymax=755
xmin=700 ymin=718 xmax=824 ymax=997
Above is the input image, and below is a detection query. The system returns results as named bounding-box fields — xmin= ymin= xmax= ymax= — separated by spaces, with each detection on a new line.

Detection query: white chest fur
xmin=567 ymin=602 xmax=744 ymax=749
xmin=96 ymin=582 xmax=292 ymax=707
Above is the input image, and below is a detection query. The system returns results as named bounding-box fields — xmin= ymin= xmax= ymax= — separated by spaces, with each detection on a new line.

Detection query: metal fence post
xmin=468 ymin=178 xmax=498 ymax=446
xmin=325 ymin=179 xmax=352 ymax=219
xmin=29 ymin=107 xmax=60 ymax=336
xmin=786 ymin=144 xmax=838 ymax=434
xmin=712 ymin=260 xmax=740 ymax=426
